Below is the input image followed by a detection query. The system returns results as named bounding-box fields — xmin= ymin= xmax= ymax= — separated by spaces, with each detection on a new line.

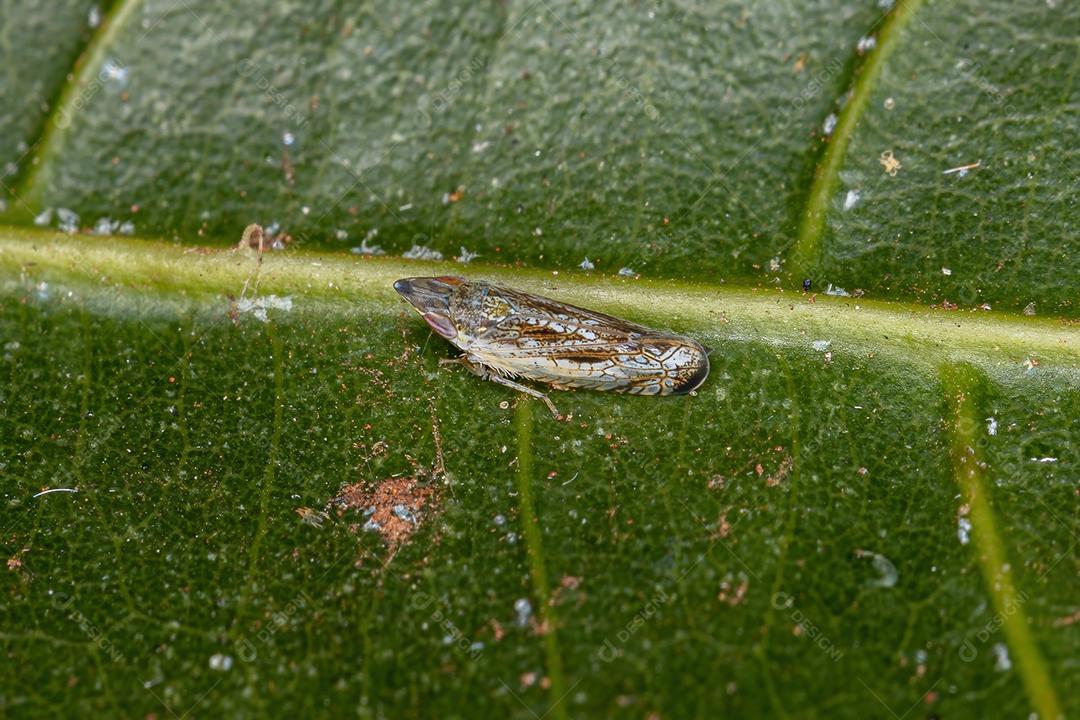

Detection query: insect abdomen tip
xmin=671 ymin=347 xmax=710 ymax=394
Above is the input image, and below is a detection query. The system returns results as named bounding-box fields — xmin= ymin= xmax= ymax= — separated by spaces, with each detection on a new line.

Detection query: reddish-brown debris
xmin=332 ymin=476 xmax=438 ymax=550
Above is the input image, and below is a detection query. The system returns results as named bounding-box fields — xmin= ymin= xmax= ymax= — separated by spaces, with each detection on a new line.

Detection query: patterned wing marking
xmin=469 ymin=334 xmax=709 ymax=396
xmin=457 ymin=281 xmax=710 ymax=396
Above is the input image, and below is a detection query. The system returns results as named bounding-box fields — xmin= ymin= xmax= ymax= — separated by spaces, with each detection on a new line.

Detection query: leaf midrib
xmin=3 ymin=226 xmax=1078 ymax=374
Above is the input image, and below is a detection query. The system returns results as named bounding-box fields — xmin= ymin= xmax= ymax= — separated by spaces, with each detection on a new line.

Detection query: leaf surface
xmin=1 ymin=1 xmax=1078 ymax=718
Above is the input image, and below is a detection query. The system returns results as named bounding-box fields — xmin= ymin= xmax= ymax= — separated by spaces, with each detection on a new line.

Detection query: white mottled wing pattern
xmin=465 ymin=286 xmax=708 ymax=396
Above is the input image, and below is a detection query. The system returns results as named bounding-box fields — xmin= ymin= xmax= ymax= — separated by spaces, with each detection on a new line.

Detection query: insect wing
xmin=493 ymin=286 xmax=655 ymax=337
xmin=469 ymin=285 xmax=708 ymax=395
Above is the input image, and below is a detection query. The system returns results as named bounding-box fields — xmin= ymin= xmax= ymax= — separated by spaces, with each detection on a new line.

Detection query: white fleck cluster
xmin=403 ymin=245 xmax=444 ymax=261
xmin=235 ymin=295 xmax=293 ymax=322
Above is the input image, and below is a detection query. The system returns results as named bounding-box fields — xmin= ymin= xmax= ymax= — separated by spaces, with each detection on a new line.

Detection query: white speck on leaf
xmin=858 ymin=551 xmax=898 ymax=588
xmin=618 ymin=267 xmax=636 ymax=278
xmin=392 ymin=504 xmax=416 ymax=524
xmin=843 ymin=189 xmax=860 ymax=211
xmin=992 ymin=643 xmax=1011 ymax=671
xmin=579 ymin=257 xmax=595 ymax=271
xmin=56 ymin=208 xmax=80 ymax=234
xmin=942 ymin=267 xmax=952 ymax=276
xmin=208 ymin=654 xmax=233 ymax=671
xmin=402 ymin=245 xmax=443 ymax=261
xmin=101 ymin=58 xmax=128 ymax=88
xmin=986 ymin=417 xmax=997 ymax=436
xmin=825 ymin=283 xmax=850 ymax=297
xmin=513 ymin=598 xmax=532 ymax=627
xmin=958 ymin=517 xmax=972 ymax=545
xmin=811 ymin=340 xmax=831 ymax=352
xmin=93 ymin=217 xmax=124 ymax=235
xmin=349 ymin=242 xmax=384 ymax=255
xmin=235 ymin=295 xmax=293 ymax=323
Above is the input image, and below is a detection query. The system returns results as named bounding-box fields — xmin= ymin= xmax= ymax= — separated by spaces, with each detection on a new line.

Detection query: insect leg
xmin=449 ymin=355 xmax=561 ymax=418
xmin=486 ymin=373 xmax=562 ymax=419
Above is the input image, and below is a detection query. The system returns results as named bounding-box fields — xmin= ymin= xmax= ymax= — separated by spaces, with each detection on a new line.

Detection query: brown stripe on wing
xmin=495 ymin=316 xmax=640 ymax=346
xmin=545 ymin=353 xmax=616 ymax=364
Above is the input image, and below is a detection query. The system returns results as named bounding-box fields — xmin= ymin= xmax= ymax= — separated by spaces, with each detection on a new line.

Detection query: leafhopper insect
xmin=393 ymin=276 xmax=709 ymax=417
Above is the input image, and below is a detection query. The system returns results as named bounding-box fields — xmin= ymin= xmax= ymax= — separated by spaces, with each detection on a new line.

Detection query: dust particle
xmin=879 ymin=150 xmax=901 ymax=176
xmin=296 ymin=506 xmax=329 ymax=528
xmin=765 ymin=456 xmax=793 ymax=487
xmin=718 ymin=577 xmax=749 ymax=606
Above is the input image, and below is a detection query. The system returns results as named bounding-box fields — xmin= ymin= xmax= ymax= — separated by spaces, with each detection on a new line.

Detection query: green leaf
xmin=3 ymin=230 xmax=1078 ymax=719
xmin=1 ymin=1 xmax=1078 ymax=718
